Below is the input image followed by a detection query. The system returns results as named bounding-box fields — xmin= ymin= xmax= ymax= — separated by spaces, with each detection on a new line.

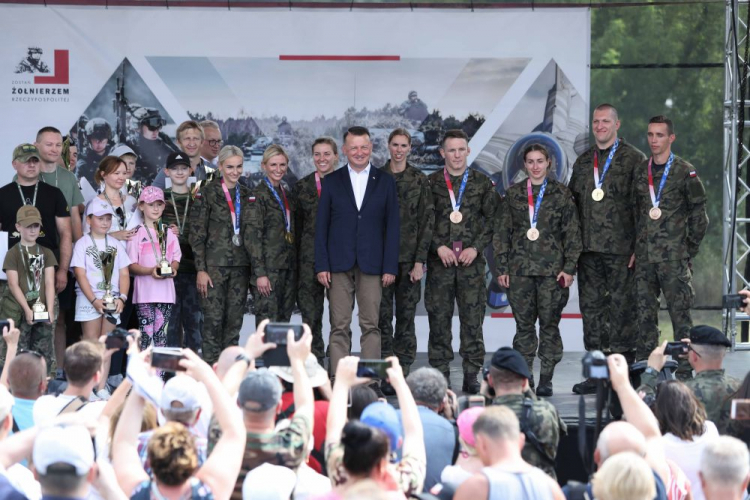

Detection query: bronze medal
xmin=450 ymin=211 xmax=463 ymax=224
xmin=527 ymin=228 xmax=540 ymax=241
xmin=649 ymin=207 xmax=662 ymax=220
xmin=285 ymin=232 xmax=294 ymax=244
xmin=592 ymin=188 xmax=604 ymax=201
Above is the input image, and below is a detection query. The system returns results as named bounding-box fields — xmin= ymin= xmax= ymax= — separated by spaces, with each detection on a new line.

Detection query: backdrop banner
xmin=1 ymin=5 xmax=590 ymax=351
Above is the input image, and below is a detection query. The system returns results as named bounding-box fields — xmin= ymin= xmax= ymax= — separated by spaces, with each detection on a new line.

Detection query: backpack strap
xmin=57 ymin=396 xmax=89 ymax=415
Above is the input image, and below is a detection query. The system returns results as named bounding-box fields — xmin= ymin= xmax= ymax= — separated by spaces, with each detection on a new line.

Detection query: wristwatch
xmin=235 ymin=353 xmax=252 ymax=367
xmin=644 ymin=367 xmax=659 ymax=377
xmin=119 ymin=293 xmax=128 ymax=301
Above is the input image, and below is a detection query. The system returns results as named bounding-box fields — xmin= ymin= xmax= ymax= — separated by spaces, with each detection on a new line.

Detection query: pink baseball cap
xmin=457 ymin=406 xmax=485 ymax=448
xmin=139 ymin=186 xmax=165 ymax=204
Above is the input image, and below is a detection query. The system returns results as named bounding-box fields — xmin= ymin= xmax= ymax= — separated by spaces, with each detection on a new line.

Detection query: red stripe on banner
xmin=34 ymin=50 xmax=69 ymax=85
xmin=279 ymin=55 xmax=400 ymax=61
xmin=491 ymin=313 xmax=583 ymax=319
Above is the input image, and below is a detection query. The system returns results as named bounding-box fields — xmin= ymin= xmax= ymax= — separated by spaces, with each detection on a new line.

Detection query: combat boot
xmin=462 ymin=372 xmax=480 ymax=394
xmin=536 ymin=375 xmax=553 ymax=397
xmin=572 ymin=378 xmax=599 ymax=395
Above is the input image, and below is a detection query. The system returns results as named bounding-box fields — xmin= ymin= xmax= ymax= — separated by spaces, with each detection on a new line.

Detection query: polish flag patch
xmin=689 ymin=170 xmax=697 ymax=178
xmin=248 ymin=196 xmax=256 ymax=203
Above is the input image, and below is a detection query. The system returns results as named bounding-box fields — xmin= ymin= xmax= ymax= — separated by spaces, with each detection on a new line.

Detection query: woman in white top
xmin=656 ymin=380 xmax=718 ymax=500
xmin=440 ymin=407 xmax=485 ymax=489
xmin=84 ymin=156 xmax=141 ymax=239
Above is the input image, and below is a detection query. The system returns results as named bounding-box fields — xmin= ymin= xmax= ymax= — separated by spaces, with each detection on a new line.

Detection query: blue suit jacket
xmin=315 ymin=165 xmax=400 ymax=276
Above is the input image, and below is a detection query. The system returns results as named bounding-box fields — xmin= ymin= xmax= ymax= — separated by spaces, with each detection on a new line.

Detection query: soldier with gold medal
xmin=632 ymin=116 xmax=708 ymax=376
xmin=246 ymin=145 xmax=297 ymax=327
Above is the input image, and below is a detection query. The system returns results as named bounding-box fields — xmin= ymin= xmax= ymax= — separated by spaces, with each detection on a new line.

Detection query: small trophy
xmin=28 ymin=254 xmax=49 ymax=323
xmin=126 ymin=179 xmax=142 ymax=200
xmin=100 ymin=249 xmax=117 ymax=312
xmin=156 ymin=223 xmax=173 ymax=277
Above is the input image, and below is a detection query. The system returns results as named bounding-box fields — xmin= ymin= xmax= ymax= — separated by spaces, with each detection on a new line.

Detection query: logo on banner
xmin=12 ymin=47 xmax=70 ymax=103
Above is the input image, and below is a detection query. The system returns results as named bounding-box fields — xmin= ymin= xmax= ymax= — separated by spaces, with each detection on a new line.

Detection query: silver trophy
xmin=27 ymin=254 xmax=49 ymax=323
xmin=100 ymin=249 xmax=117 ymax=312
xmin=156 ymin=223 xmax=173 ymax=277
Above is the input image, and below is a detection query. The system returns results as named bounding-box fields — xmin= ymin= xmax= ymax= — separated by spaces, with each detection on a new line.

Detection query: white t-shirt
xmin=662 ymin=420 xmax=719 ymax=500
xmin=295 ymin=463 xmax=332 ymax=500
xmin=70 ymin=236 xmax=131 ymax=298
xmin=1 ymin=464 xmax=41 ymax=500
xmin=33 ymin=393 xmax=107 ymax=427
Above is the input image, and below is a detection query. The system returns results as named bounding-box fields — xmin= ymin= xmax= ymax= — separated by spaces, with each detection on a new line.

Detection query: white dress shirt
xmin=348 ymin=163 xmax=371 ymax=210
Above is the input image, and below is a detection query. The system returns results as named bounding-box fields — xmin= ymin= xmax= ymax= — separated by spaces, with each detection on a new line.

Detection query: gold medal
xmin=527 ymin=228 xmax=540 ymax=241
xmin=285 ymin=232 xmax=294 ymax=244
xmin=592 ymin=188 xmax=604 ymax=201
xmin=649 ymin=207 xmax=662 ymax=220
xmin=450 ymin=211 xmax=463 ymax=224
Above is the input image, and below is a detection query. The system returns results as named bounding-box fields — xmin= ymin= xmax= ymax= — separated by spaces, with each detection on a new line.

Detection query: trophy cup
xmin=126 ymin=179 xmax=142 ymax=201
xmin=156 ymin=223 xmax=173 ymax=277
xmin=28 ymin=254 xmax=49 ymax=323
xmin=100 ymin=249 xmax=117 ymax=312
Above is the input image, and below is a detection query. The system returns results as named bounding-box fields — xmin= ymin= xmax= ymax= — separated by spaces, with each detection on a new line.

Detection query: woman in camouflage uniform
xmin=494 ymin=144 xmax=582 ymax=397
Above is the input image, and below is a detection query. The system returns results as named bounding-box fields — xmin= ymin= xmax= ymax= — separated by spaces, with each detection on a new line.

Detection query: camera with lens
xmin=582 ymin=350 xmax=609 ymax=380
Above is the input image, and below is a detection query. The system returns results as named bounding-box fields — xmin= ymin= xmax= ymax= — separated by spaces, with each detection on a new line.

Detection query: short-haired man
xmin=486 ymin=347 xmax=563 ymax=479
xmin=404 ymin=367 xmax=456 ymax=491
xmin=639 ymin=325 xmax=740 ymax=434
xmin=152 ymin=120 xmax=217 ymax=190
xmin=7 ymin=351 xmax=47 ymax=432
xmin=700 ymin=436 xmax=750 ymax=500
xmin=568 ymin=104 xmax=647 ymax=395
xmin=633 ymin=116 xmax=708 ymax=378
xmin=32 ymin=340 xmax=111 ymax=426
xmin=455 ymin=406 xmax=564 ymax=500
xmin=426 ymin=129 xmax=496 ymax=393
xmin=200 ymin=120 xmax=223 ymax=167
xmin=315 ymin=126 xmax=399 ymax=377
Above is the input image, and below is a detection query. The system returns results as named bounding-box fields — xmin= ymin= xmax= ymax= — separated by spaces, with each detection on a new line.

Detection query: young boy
xmin=0 ymin=206 xmax=57 ymax=373
xmin=162 ymin=152 xmax=202 ymax=353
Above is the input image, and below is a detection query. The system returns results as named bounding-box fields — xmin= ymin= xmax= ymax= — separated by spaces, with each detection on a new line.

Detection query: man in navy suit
xmin=315 ymin=126 xmax=400 ymax=376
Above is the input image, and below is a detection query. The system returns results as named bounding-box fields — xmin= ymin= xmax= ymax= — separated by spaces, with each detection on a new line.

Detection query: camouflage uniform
xmin=246 ymin=180 xmax=296 ymax=327
xmin=426 ymin=168 xmax=496 ymax=373
xmin=493 ymin=179 xmax=581 ymax=379
xmin=633 ymin=155 xmax=708 ymax=359
xmin=639 ymin=369 xmax=739 ymax=434
xmin=492 ymin=393 xmax=565 ymax=480
xmin=568 ymin=140 xmax=646 ymax=354
xmin=379 ymin=161 xmax=434 ymax=370
xmin=292 ymin=171 xmax=326 ymax=361
xmin=189 ymin=181 xmax=251 ymax=364
xmin=163 ymin=189 xmax=203 ymax=352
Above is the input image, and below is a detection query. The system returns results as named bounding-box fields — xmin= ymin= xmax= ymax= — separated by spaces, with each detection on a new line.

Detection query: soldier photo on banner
xmin=15 ymin=47 xmax=49 ymax=74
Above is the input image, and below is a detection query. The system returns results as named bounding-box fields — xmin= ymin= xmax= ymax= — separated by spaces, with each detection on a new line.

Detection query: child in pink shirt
xmin=127 ymin=187 xmax=181 ymax=354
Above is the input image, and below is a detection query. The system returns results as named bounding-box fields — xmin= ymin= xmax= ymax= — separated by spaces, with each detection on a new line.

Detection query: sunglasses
xmin=18 ymin=349 xmax=43 ymax=358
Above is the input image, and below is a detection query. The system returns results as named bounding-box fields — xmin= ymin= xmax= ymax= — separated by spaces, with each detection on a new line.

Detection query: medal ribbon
xmin=264 ymin=178 xmax=291 ymax=233
xmin=647 ymin=152 xmax=675 ymax=208
xmin=21 ymin=244 xmax=40 ymax=299
xmin=315 ymin=172 xmax=322 ymax=198
xmin=16 ymin=182 xmax=38 ymax=207
xmin=443 ymin=168 xmax=469 ymax=212
xmin=527 ymin=178 xmax=548 ymax=229
xmin=221 ymin=179 xmax=241 ymax=239
xmin=593 ymin=138 xmax=619 ymax=189
xmin=169 ymin=192 xmax=190 ymax=235
xmin=144 ymin=224 xmax=164 ymax=264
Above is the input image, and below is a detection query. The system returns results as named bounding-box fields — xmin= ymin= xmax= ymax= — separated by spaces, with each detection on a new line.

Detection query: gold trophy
xmin=100 ymin=249 xmax=117 ymax=312
xmin=27 ymin=254 xmax=49 ymax=323
xmin=156 ymin=223 xmax=173 ymax=277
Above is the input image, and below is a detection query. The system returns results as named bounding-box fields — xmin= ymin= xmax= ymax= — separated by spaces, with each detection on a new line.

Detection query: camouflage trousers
xmin=252 ymin=268 xmax=295 ymax=327
xmin=507 ymin=275 xmax=568 ymax=378
xmin=166 ymin=272 xmax=203 ymax=353
xmin=578 ymin=252 xmax=638 ymax=354
xmin=635 ymin=258 xmax=694 ymax=362
xmin=425 ymin=258 xmax=486 ymax=373
xmin=0 ymin=281 xmax=58 ymax=374
xmin=200 ymin=266 xmax=249 ymax=364
xmin=379 ymin=262 xmax=421 ymax=370
xmin=297 ymin=260 xmax=326 ymax=361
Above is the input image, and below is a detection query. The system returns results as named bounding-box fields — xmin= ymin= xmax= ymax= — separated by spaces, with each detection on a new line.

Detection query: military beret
xmin=690 ymin=325 xmax=731 ymax=348
xmin=490 ymin=347 xmax=531 ymax=380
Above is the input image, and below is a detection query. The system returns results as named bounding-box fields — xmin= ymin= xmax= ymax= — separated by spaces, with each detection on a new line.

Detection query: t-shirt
xmin=162 ymin=189 xmax=196 ymax=274
xmin=278 ymin=392 xmax=329 ymax=473
xmin=82 ymin=195 xmax=140 ymax=235
xmin=402 ymin=405 xmax=455 ymax=491
xmin=2 ymin=464 xmax=40 ymax=500
xmin=126 ymin=225 xmax=181 ymax=304
xmin=662 ymin=421 xmax=719 ymax=500
xmin=0 ymin=182 xmax=69 ymax=260
xmin=2 ymin=243 xmax=57 ymax=303
xmin=40 ymin=167 xmax=85 ymax=209
xmin=11 ymin=397 xmax=36 ymax=433
xmin=70 ymin=236 xmax=130 ymax=298
xmin=32 ymin=393 xmax=106 ymax=427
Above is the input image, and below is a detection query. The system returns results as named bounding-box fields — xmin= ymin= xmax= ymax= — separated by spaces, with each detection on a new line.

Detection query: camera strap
xmin=577 ymin=381 xmax=610 ymax=477
xmin=520 ymin=397 xmax=555 ymax=467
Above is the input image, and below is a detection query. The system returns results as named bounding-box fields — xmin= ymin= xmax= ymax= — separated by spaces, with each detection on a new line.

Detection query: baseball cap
xmin=166 ymin=152 xmax=191 ymax=169
xmin=109 ymin=144 xmax=137 ymax=159
xmin=457 ymin=406 xmax=485 ymax=448
xmin=160 ymin=375 xmax=201 ymax=412
xmin=33 ymin=424 xmax=94 ymax=475
xmin=16 ymin=206 xmax=42 ymax=228
xmin=242 ymin=463 xmax=297 ymax=500
xmin=0 ymin=385 xmax=14 ymax=421
xmin=238 ymin=369 xmax=282 ymax=412
xmin=84 ymin=199 xmax=116 ymax=218
xmin=139 ymin=186 xmax=165 ymax=204
xmin=13 ymin=143 xmax=40 ymax=163
xmin=361 ymin=401 xmax=403 ymax=452
xmin=268 ymin=354 xmax=328 ymax=388
xmin=690 ymin=325 xmax=732 ymax=348
xmin=490 ymin=347 xmax=531 ymax=380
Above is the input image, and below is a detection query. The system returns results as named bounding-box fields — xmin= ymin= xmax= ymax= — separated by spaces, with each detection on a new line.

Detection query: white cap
xmin=268 ymin=354 xmax=328 ymax=388
xmin=242 ymin=463 xmax=297 ymax=500
xmin=110 ymin=144 xmax=136 ymax=158
xmin=0 ymin=385 xmax=13 ymax=421
xmin=160 ymin=375 xmax=201 ymax=411
xmin=33 ymin=424 xmax=94 ymax=475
